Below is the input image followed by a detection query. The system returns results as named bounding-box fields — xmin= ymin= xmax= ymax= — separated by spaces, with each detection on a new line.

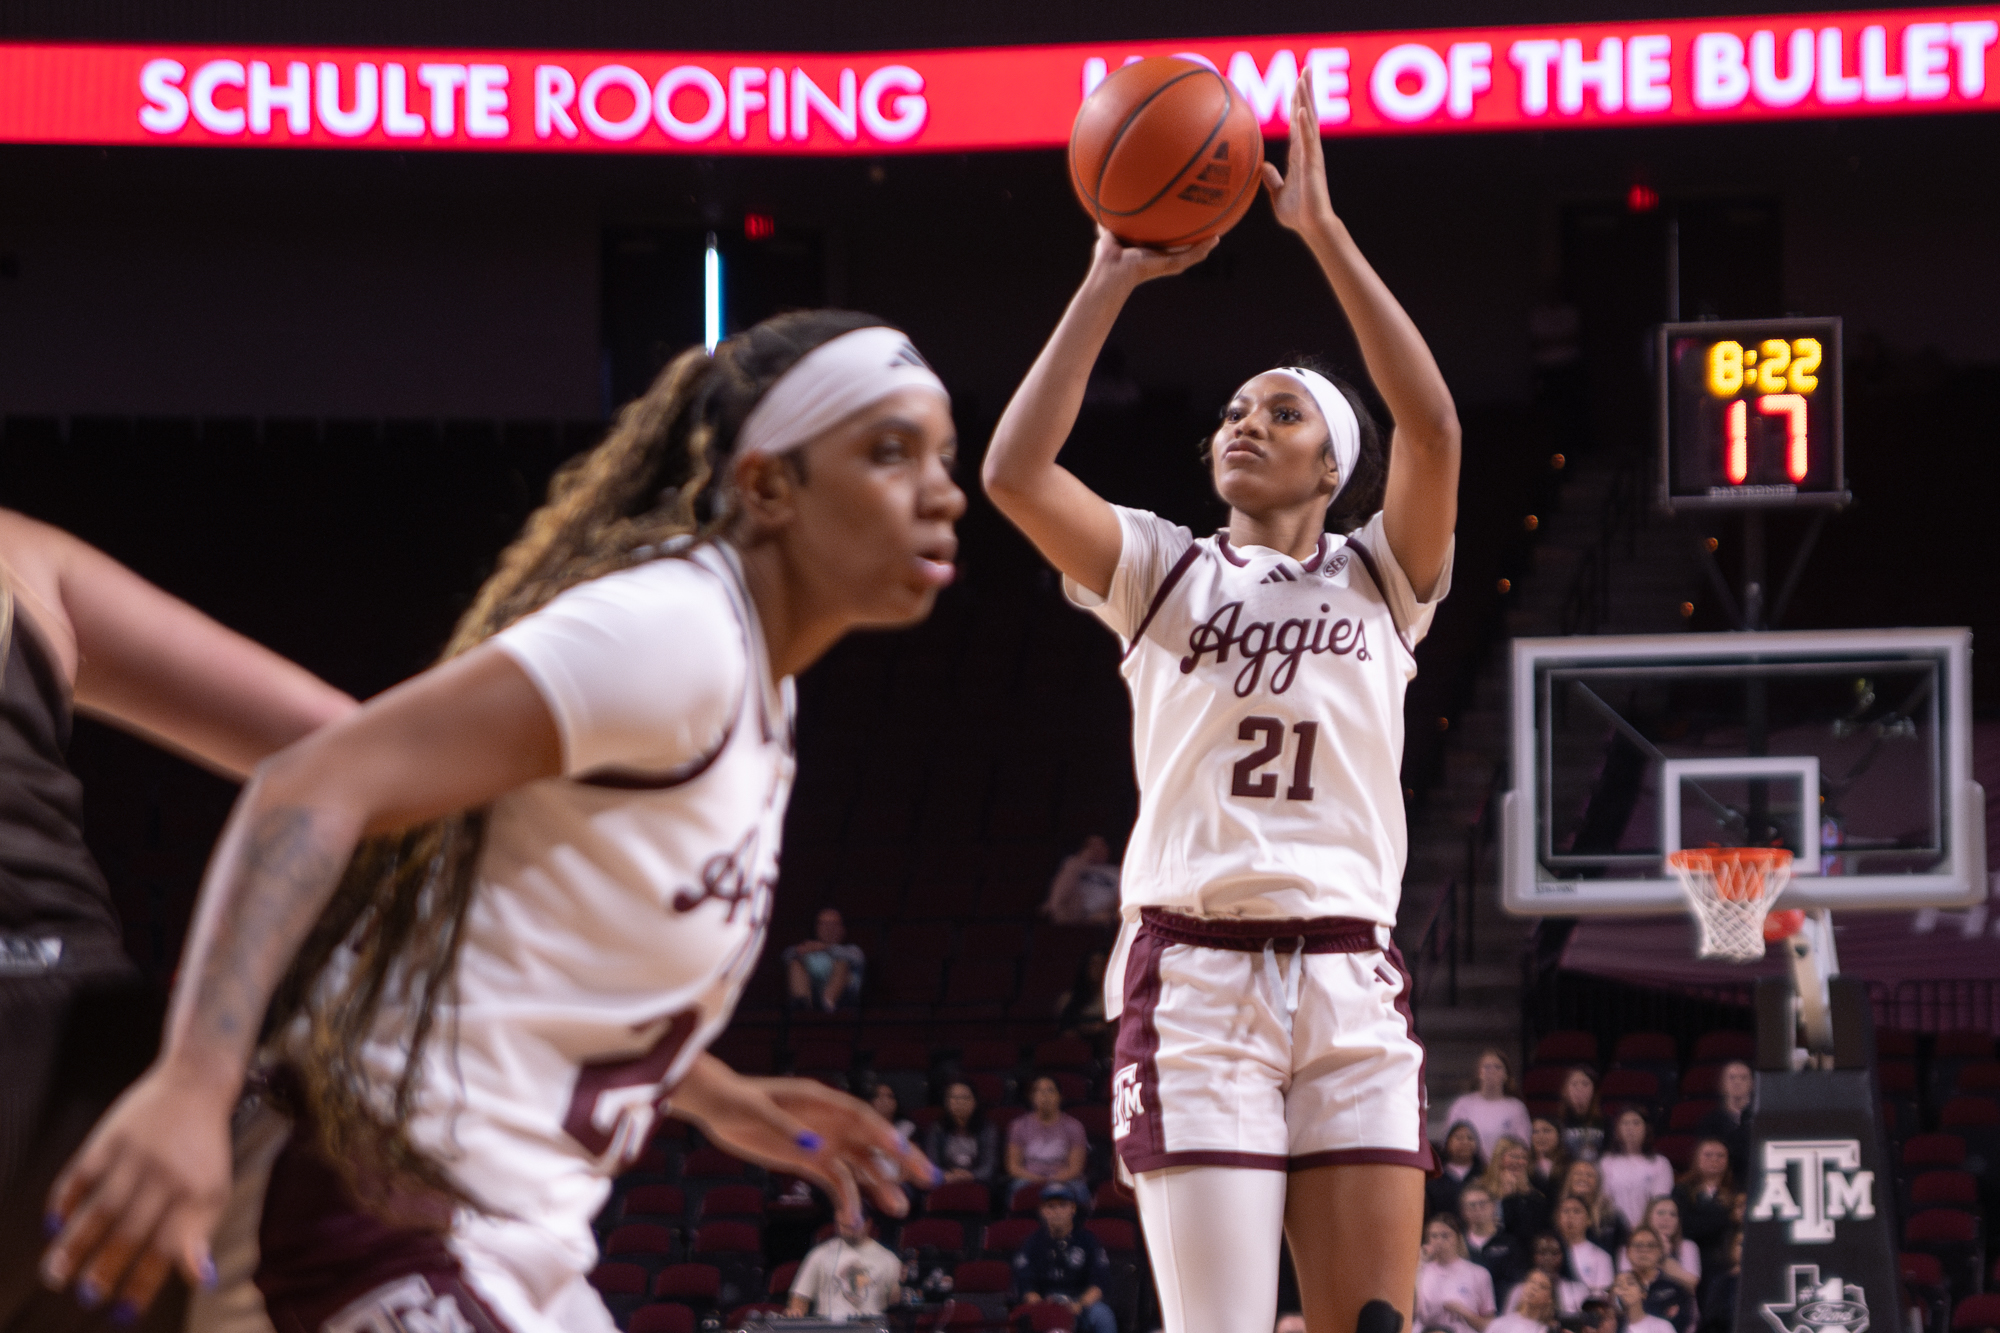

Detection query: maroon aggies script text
xmin=1181 ymin=600 xmax=1372 ymax=696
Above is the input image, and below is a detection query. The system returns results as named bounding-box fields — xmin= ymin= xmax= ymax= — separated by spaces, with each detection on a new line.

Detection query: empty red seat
xmin=965 ymin=1072 xmax=1008 ymax=1106
xmin=960 ymin=1040 xmax=1021 ymax=1071
xmin=1691 ymin=1031 xmax=1755 ymax=1063
xmin=653 ymin=1264 xmax=722 ymax=1302
xmin=983 ymin=1217 xmax=1039 ymax=1256
xmin=954 ymin=1260 xmax=1014 ymax=1293
xmin=1936 ymin=1031 xmax=1995 ymax=1060
xmin=1091 ymin=1180 xmax=1136 ymax=1220
xmin=1655 ymin=1134 xmax=1696 ymax=1171
xmin=926 ymin=1180 xmax=996 ymax=1218
xmin=1612 ymin=1033 xmax=1679 ymax=1064
xmin=697 ymin=1184 xmax=767 ymax=1221
xmin=1908 ymin=1208 xmax=1979 ymax=1243
xmin=604 ymin=1224 xmax=677 ymax=1260
xmin=1086 ymin=1218 xmax=1138 ymax=1253
xmin=1911 ymin=1171 xmax=1980 ymax=1208
xmin=682 ymin=1146 xmax=750 ymax=1179
xmin=622 ymin=1184 xmax=686 ymax=1220
xmin=630 ymin=1305 xmax=697 ymax=1333
xmin=1902 ymin=1253 xmax=1947 ymax=1286
xmin=1072 ymin=1103 xmax=1113 ymax=1143
xmin=1599 ymin=1069 xmax=1660 ymax=1100
xmin=1877 ymin=1029 xmax=1920 ymax=1059
xmin=1879 ymin=1061 xmax=1918 ymax=1093
xmin=1903 ymin=1134 xmax=1970 ymax=1170
xmin=930 ymin=1305 xmax=991 ymax=1327
xmin=901 ymin=1218 xmax=967 ymax=1254
xmin=1522 ymin=1067 xmax=1569 ymax=1098
xmin=1942 ymin=1097 xmax=2000 ymax=1128
xmin=1011 ymin=1182 xmax=1048 ymax=1215
xmin=589 ymin=1262 xmax=648 ymax=1295
xmin=1680 ymin=1065 xmax=1722 ymax=1097
xmin=1957 ymin=1062 xmax=2000 ymax=1093
xmin=1033 ymin=1036 xmax=1096 ymax=1071
xmin=872 ymin=1039 xmax=934 ymax=1071
xmin=689 ymin=1221 xmax=761 ymax=1256
xmin=1532 ymin=1031 xmax=1599 ymax=1065
xmin=768 ymin=1262 xmax=799 ymax=1296
xmin=1668 ymin=1099 xmax=1718 ymax=1130
xmin=1952 ymin=1294 xmax=2000 ymax=1330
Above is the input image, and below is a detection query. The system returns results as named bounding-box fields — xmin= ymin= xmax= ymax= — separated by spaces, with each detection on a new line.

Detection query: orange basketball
xmin=1069 ymin=57 xmax=1264 ymax=249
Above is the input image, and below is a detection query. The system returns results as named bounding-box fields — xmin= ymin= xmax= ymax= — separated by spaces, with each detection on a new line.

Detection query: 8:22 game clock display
xmin=1657 ymin=317 xmax=1846 ymax=512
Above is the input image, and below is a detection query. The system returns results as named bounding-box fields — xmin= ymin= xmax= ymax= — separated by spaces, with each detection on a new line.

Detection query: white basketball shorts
xmin=1110 ymin=909 xmax=1434 ymax=1174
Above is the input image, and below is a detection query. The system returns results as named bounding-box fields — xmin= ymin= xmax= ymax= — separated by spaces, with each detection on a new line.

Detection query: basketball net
xmin=1666 ymin=847 xmax=1794 ymax=963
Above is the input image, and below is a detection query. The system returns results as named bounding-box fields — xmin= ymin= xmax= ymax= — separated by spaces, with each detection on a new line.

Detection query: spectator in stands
xmin=1556 ymin=1068 xmax=1606 ymax=1162
xmin=870 ymin=1081 xmax=916 ymax=1140
xmin=784 ymin=907 xmax=865 ymax=1013
xmin=1560 ymin=1160 xmax=1629 ymax=1258
xmin=1459 ymin=1185 xmax=1526 ymax=1302
xmin=925 ymin=1080 xmax=999 ymax=1187
xmin=1600 ymin=1109 xmax=1674 ymax=1229
xmin=1043 ymin=834 xmax=1122 ymax=926
xmin=1627 ymin=1198 xmax=1698 ymax=1294
xmin=1427 ymin=1121 xmax=1486 ymax=1221
xmin=1012 ymin=1185 xmax=1116 ymax=1333
xmin=1528 ymin=1118 xmax=1569 ymax=1202
xmin=1446 ymin=1049 xmax=1533 ymax=1160
xmin=1695 ymin=1230 xmax=1739 ymax=1333
xmin=1672 ymin=1140 xmax=1737 ymax=1274
xmin=1482 ymin=1136 xmax=1550 ymax=1240
xmin=1554 ymin=1195 xmax=1614 ymax=1295
xmin=1416 ymin=1214 xmax=1497 ymax=1333
xmin=1503 ymin=1235 xmax=1587 ymax=1316
xmin=1611 ymin=1271 xmax=1677 ymax=1333
xmin=1488 ymin=1270 xmax=1562 ymax=1333
xmin=786 ymin=1213 xmax=905 ymax=1321
xmin=1008 ymin=1074 xmax=1090 ymax=1206
xmin=1693 ymin=1062 xmax=1755 ymax=1183
xmin=1276 ymin=1314 xmax=1308 ymax=1333
xmin=1617 ymin=1228 xmax=1692 ymax=1333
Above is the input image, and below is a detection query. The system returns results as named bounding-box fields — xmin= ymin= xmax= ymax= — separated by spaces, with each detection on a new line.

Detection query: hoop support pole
xmin=1784 ymin=907 xmax=1838 ymax=1056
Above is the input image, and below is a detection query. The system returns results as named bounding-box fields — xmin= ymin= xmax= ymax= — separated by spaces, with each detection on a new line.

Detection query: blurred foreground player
xmin=42 ymin=312 xmax=961 ymax=1333
xmin=0 ymin=510 xmax=355 ymax=1333
xmin=984 ymin=71 xmax=1459 ymax=1333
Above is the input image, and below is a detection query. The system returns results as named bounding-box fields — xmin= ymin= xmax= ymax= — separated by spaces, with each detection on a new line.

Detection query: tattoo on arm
xmin=187 ymin=805 xmax=348 ymax=1058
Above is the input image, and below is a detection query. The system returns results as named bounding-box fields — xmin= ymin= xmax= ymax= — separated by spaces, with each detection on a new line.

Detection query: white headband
xmin=734 ymin=326 xmax=948 ymax=459
xmin=1260 ymin=366 xmax=1361 ymax=502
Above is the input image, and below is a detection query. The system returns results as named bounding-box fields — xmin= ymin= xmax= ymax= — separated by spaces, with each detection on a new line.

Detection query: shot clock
xmin=1658 ymin=317 xmax=1846 ymax=512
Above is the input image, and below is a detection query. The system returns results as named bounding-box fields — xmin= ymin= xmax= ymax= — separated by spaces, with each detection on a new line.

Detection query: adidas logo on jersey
xmin=1259 ymin=566 xmax=1299 ymax=584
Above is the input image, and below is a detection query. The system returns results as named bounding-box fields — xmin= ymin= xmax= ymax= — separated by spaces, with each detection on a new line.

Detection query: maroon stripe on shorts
xmin=1137 ymin=907 xmax=1379 ymax=954
xmin=1386 ymin=942 xmax=1439 ymax=1176
xmin=1113 ymin=925 xmax=1291 ymax=1174
xmin=254 ymin=1094 xmax=518 ymax=1333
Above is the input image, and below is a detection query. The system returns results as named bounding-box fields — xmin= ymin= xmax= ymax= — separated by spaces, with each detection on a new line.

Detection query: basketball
xmin=1764 ymin=908 xmax=1808 ymax=941
xmin=1068 ymin=56 xmax=1264 ymax=248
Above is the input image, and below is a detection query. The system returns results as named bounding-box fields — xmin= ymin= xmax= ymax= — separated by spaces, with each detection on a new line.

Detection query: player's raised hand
xmin=1088 ymin=224 xmax=1219 ymax=289
xmin=667 ymin=1055 xmax=940 ymax=1226
xmin=42 ymin=1063 xmax=234 ymax=1318
xmin=1263 ymin=68 xmax=1337 ymax=235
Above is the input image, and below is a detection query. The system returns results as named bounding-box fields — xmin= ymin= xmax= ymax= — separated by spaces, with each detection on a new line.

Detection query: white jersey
xmin=344 ymin=541 xmax=793 ymax=1316
xmin=1067 ymin=507 xmax=1450 ymax=930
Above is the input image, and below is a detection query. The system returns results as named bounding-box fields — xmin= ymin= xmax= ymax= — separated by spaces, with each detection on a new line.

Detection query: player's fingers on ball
xmin=1261 ymin=162 xmax=1285 ymax=193
xmin=43 ymin=1150 xmax=132 ymax=1289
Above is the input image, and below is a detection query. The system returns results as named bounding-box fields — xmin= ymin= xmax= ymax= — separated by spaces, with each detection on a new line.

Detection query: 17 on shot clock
xmin=1657 ymin=317 xmax=1847 ymax=512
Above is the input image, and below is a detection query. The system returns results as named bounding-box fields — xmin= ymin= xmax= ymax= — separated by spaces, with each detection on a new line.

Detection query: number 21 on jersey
xmin=1231 ymin=716 xmax=1318 ymax=800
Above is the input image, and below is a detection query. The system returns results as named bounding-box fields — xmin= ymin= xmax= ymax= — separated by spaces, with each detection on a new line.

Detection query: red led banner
xmin=0 ymin=8 xmax=1993 ymax=154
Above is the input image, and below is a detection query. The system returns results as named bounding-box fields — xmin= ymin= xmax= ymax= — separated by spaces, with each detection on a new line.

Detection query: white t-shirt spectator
xmin=1444 ymin=1093 xmax=1532 ymax=1161
xmin=790 ymin=1234 xmax=904 ymax=1320
xmin=1415 ymin=1258 xmax=1495 ymax=1333
xmin=1567 ymin=1239 xmax=1615 ymax=1293
xmin=1625 ymin=1316 xmax=1677 ymax=1333
xmin=1599 ymin=1154 xmax=1674 ymax=1231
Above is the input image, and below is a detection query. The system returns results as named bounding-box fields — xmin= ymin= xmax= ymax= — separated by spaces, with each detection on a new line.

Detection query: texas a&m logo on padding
xmin=1111 ymin=1064 xmax=1145 ymax=1140
xmin=1750 ymin=1140 xmax=1876 ymax=1243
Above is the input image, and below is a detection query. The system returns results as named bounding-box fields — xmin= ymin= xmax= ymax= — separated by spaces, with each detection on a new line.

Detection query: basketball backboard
xmin=1502 ymin=629 xmax=1984 ymax=915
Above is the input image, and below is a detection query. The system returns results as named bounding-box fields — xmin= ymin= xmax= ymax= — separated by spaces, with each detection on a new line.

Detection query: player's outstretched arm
xmin=0 ymin=508 xmax=356 ymax=777
xmin=982 ymin=227 xmax=1215 ymax=599
xmin=669 ymin=1055 xmax=942 ymax=1227
xmin=1262 ymin=71 xmax=1460 ymax=599
xmin=41 ymin=646 xmax=563 ymax=1317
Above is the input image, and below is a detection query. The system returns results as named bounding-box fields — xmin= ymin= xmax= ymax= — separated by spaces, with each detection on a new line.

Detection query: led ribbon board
xmin=0 ymin=7 xmax=1995 ymax=154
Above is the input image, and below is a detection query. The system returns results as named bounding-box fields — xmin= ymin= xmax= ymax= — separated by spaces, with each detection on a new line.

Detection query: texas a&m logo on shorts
xmin=1111 ymin=1063 xmax=1145 ymax=1140
xmin=324 ymin=1275 xmax=488 ymax=1333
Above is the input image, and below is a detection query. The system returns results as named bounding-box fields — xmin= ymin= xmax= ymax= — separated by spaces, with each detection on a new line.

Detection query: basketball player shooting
xmin=983 ymin=72 xmax=1460 ymax=1333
